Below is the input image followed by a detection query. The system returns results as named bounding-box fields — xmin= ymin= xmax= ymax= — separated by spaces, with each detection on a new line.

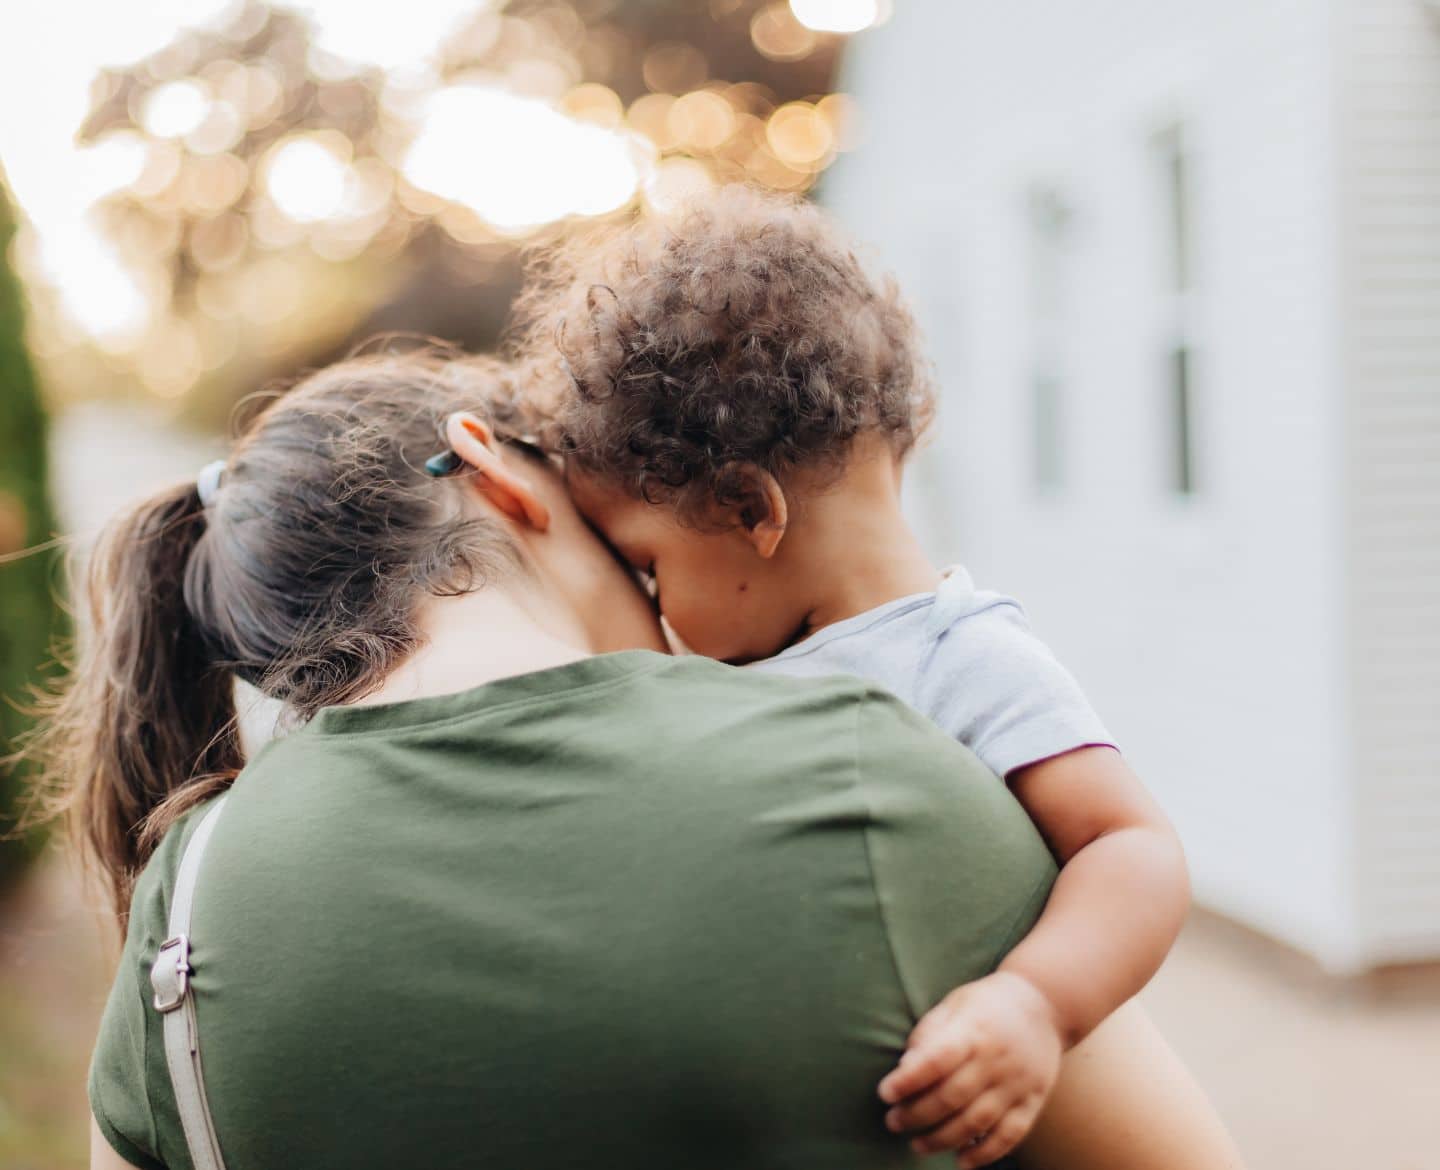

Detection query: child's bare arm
xmin=880 ymin=746 xmax=1190 ymax=1166
xmin=1001 ymin=745 xmax=1190 ymax=1045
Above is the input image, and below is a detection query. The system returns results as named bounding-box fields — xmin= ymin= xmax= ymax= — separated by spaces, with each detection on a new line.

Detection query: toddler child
xmin=509 ymin=186 xmax=1191 ymax=1168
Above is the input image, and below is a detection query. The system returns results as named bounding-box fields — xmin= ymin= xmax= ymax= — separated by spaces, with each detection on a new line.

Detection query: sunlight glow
xmin=266 ymin=137 xmax=350 ymax=222
xmin=75 ymin=133 xmax=149 ymax=202
xmin=0 ymin=0 xmax=478 ymax=339
xmin=643 ymin=157 xmax=713 ymax=215
xmin=141 ymin=80 xmax=211 ymax=138
xmin=39 ymin=228 xmax=149 ymax=341
xmin=788 ymin=0 xmax=885 ymax=34
xmin=304 ymin=0 xmax=484 ymax=70
xmin=402 ymin=87 xmax=641 ymax=230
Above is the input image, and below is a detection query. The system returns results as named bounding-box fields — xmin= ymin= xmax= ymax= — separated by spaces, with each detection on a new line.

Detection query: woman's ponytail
xmin=30 ymin=480 xmax=242 ymax=928
xmin=26 ymin=353 xmax=524 ymax=931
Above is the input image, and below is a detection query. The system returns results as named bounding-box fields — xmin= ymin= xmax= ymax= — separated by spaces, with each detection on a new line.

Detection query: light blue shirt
xmin=752 ymin=567 xmax=1115 ymax=778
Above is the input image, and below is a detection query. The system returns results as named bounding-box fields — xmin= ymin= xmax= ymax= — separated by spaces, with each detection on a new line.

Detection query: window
xmin=1032 ymin=370 xmax=1063 ymax=493
xmin=1154 ymin=125 xmax=1197 ymax=495
xmin=1159 ymin=127 xmax=1191 ymax=294
xmin=1170 ymin=346 xmax=1194 ymax=494
xmin=1025 ymin=185 xmax=1072 ymax=494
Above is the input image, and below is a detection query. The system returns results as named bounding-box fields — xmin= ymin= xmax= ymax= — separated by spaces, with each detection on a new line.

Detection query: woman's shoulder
xmin=650 ymin=655 xmax=1013 ymax=813
xmin=126 ymin=796 xmax=227 ymax=939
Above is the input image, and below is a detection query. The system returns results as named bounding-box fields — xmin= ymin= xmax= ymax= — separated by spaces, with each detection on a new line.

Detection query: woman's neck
xmin=352 ymin=584 xmax=590 ymax=708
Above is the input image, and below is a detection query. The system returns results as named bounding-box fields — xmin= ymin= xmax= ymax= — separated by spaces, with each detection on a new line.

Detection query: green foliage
xmin=0 ymin=169 xmax=65 ymax=889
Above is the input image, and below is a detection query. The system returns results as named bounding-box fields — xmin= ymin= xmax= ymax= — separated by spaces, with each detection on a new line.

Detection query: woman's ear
xmin=443 ymin=412 xmax=551 ymax=533
xmin=718 ymin=464 xmax=788 ymax=559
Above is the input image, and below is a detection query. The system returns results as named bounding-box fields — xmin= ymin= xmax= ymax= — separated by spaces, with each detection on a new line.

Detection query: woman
xmin=32 ymin=355 xmax=1240 ymax=1170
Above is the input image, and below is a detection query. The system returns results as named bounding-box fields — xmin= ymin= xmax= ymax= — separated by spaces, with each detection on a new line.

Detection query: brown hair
xmin=26 ymin=354 xmax=519 ymax=927
xmin=512 ymin=184 xmax=934 ymax=522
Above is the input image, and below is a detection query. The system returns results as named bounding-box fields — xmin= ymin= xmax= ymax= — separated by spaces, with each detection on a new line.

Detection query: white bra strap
xmin=150 ymin=797 xmax=230 ymax=1170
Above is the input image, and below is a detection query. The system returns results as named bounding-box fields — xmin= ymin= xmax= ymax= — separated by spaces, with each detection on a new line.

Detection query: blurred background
xmin=1 ymin=1 xmax=1437 ymax=1167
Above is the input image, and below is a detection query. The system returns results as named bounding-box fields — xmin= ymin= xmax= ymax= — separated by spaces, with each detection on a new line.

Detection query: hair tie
xmin=196 ymin=460 xmax=227 ymax=508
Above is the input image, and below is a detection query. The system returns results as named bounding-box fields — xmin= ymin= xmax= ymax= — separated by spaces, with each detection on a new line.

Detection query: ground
xmin=1 ymin=850 xmax=1436 ymax=1169
xmin=1140 ymin=914 xmax=1440 ymax=1170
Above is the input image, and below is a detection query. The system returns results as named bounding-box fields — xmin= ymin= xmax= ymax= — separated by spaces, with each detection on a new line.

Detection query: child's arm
xmin=880 ymin=746 xmax=1190 ymax=1167
xmin=1001 ymin=746 xmax=1190 ymax=1044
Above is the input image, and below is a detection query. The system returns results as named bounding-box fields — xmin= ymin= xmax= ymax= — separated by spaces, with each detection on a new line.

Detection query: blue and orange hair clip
xmin=423 ymin=449 xmax=464 ymax=477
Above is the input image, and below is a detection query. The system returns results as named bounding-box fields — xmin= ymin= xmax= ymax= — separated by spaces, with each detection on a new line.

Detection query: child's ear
xmin=443 ymin=412 xmax=551 ymax=533
xmin=718 ymin=463 xmax=788 ymax=559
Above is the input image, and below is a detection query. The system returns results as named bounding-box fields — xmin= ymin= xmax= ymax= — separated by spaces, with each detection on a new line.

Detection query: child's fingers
xmin=905 ymin=1000 xmax=959 ymax=1051
xmin=907 ymin=1088 xmax=1009 ymax=1156
xmin=954 ymin=1110 xmax=1034 ymax=1170
xmin=878 ymin=1039 xmax=973 ymax=1104
xmin=884 ymin=1063 xmax=988 ymax=1133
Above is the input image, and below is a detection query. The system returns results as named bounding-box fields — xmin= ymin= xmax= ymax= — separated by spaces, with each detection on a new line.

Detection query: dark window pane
xmin=1172 ymin=345 xmax=1195 ymax=494
xmin=1025 ymin=183 xmax=1070 ymax=493
xmin=1033 ymin=369 xmax=1062 ymax=492
xmin=1156 ymin=127 xmax=1190 ymax=292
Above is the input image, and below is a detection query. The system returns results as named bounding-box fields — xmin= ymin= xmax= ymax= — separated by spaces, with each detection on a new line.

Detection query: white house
xmin=824 ymin=0 xmax=1440 ymax=972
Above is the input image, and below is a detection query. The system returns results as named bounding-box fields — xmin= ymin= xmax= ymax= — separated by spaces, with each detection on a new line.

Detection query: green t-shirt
xmin=91 ymin=651 xmax=1055 ymax=1170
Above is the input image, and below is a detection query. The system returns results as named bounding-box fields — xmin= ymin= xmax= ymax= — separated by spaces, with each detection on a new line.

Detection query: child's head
xmin=515 ymin=184 xmax=934 ymax=661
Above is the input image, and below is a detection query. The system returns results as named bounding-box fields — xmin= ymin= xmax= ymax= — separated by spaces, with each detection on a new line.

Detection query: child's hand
xmin=878 ymin=971 xmax=1062 ymax=1167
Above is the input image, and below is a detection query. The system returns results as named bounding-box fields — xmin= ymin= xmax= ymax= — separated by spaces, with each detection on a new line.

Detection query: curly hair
xmin=511 ymin=185 xmax=934 ymax=523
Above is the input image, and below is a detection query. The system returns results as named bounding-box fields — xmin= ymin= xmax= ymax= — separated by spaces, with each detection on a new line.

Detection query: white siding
xmin=826 ymin=2 xmax=1361 ymax=965
xmin=1337 ymin=0 xmax=1440 ymax=964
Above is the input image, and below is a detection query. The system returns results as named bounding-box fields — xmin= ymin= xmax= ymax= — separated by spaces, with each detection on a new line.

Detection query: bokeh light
xmin=185 ymin=99 xmax=245 ymax=155
xmin=190 ymin=213 xmax=248 ymax=272
xmin=750 ymin=3 xmax=818 ymax=62
xmin=180 ymin=152 xmax=249 ymax=214
xmin=129 ymin=140 xmax=183 ymax=198
xmin=766 ymin=101 xmax=833 ymax=169
xmin=307 ymin=0 xmax=477 ymax=70
xmin=642 ymin=42 xmax=708 ymax=94
xmin=140 ymin=80 xmax=211 ymax=138
xmin=228 ymin=63 xmax=286 ymax=130
xmin=668 ymin=90 xmax=736 ymax=152
xmin=80 ymin=134 xmax=149 ymax=194
xmin=744 ymin=143 xmax=812 ymax=191
xmin=788 ymin=0 xmax=889 ymax=34
xmin=265 ymin=136 xmax=351 ymax=223
xmin=628 ymin=93 xmax=679 ymax=151
xmin=403 ymin=86 xmax=640 ymax=230
xmin=0 ymin=0 xmax=855 ymax=367
xmin=562 ymin=83 xmax=625 ymax=129
xmin=137 ymin=316 xmax=203 ymax=397
xmin=38 ymin=231 xmax=149 ymax=341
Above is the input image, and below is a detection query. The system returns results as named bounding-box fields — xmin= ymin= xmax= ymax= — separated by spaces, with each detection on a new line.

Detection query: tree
xmin=70 ymin=1 xmax=846 ymax=421
xmin=0 ymin=169 xmax=65 ymax=889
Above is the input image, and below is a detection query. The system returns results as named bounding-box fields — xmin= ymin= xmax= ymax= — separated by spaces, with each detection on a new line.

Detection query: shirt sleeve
xmin=919 ymin=578 xmax=1117 ymax=778
xmin=854 ymin=691 xmax=1058 ymax=1016
xmin=88 ymin=851 xmax=174 ymax=1170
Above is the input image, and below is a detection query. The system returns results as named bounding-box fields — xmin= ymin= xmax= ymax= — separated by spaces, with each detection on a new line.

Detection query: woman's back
xmin=91 ymin=652 xmax=1055 ymax=1170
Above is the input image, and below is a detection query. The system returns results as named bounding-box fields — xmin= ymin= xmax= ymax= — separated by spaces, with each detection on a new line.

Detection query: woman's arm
xmin=1015 ymin=1000 xmax=1245 ymax=1170
xmin=880 ymin=748 xmax=1190 ymax=1166
xmin=92 ymin=1117 xmax=148 ymax=1170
